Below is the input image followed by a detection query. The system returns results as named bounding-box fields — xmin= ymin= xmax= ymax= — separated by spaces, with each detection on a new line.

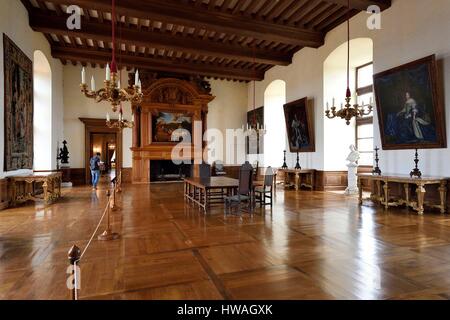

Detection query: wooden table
xmin=357 ymin=173 xmax=447 ymax=215
xmin=184 ymin=177 xmax=239 ymax=213
xmin=9 ymin=172 xmax=62 ymax=207
xmin=278 ymin=169 xmax=315 ymax=191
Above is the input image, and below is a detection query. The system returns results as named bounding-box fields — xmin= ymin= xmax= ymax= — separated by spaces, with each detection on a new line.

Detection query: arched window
xmin=264 ymin=80 xmax=286 ymax=167
xmin=33 ymin=50 xmax=52 ymax=170
xmin=323 ymin=38 xmax=373 ymax=170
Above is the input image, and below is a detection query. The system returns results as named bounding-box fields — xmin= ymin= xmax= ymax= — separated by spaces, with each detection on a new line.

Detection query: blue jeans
xmin=91 ymin=170 xmax=100 ymax=187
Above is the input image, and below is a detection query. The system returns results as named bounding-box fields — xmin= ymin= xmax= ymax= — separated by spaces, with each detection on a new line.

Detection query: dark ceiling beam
xmin=28 ymin=12 xmax=291 ymax=66
xmin=322 ymin=0 xmax=391 ymax=11
xmin=51 ymin=46 xmax=265 ymax=81
xmin=45 ymin=0 xmax=324 ymax=47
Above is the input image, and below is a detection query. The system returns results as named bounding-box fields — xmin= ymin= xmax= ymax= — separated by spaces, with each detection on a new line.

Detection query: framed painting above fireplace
xmin=151 ymin=111 xmax=193 ymax=143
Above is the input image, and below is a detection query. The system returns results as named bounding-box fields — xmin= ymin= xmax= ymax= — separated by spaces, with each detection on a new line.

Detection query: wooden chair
xmin=252 ymin=160 xmax=259 ymax=181
xmin=224 ymin=166 xmax=253 ymax=215
xmin=212 ymin=160 xmax=227 ymax=176
xmin=199 ymin=163 xmax=211 ymax=179
xmin=254 ymin=167 xmax=274 ymax=207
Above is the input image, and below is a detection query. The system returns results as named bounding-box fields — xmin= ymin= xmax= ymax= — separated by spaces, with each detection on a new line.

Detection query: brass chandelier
xmin=106 ymin=110 xmax=134 ymax=130
xmin=244 ymin=46 xmax=266 ymax=137
xmin=325 ymin=0 xmax=373 ymax=125
xmin=79 ymin=0 xmax=142 ymax=113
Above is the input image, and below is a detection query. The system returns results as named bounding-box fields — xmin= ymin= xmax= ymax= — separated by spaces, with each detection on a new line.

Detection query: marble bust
xmin=346 ymin=144 xmax=360 ymax=166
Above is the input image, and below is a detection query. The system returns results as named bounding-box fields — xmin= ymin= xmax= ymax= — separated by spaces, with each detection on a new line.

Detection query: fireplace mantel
xmin=130 ymin=77 xmax=215 ymax=184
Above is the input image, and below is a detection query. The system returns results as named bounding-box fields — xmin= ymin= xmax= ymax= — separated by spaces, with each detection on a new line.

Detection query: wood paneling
xmin=121 ymin=168 xmax=132 ymax=184
xmin=315 ymin=170 xmax=348 ymax=191
xmin=0 ymin=179 xmax=9 ymax=210
xmin=62 ymin=168 xmax=87 ymax=186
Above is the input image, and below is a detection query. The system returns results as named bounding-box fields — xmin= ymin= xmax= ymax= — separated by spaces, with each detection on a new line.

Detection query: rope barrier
xmin=80 ymin=196 xmax=111 ymax=259
xmin=67 ymin=189 xmax=119 ymax=300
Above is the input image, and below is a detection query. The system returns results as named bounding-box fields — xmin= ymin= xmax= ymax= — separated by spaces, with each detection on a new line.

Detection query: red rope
xmin=346 ymin=0 xmax=351 ymax=98
xmin=111 ymin=0 xmax=117 ymax=73
xmin=252 ymin=44 xmax=257 ymax=128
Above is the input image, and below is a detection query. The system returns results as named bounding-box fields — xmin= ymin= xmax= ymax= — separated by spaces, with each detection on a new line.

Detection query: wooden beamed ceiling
xmin=22 ymin=0 xmax=391 ymax=81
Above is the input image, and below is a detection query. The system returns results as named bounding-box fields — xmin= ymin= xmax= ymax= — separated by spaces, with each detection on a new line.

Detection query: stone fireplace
xmin=150 ymin=160 xmax=192 ymax=182
xmin=130 ymin=75 xmax=214 ymax=184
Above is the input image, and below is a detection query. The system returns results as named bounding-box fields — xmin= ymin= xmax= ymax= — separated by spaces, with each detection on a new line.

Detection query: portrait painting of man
xmin=283 ymin=98 xmax=315 ymax=153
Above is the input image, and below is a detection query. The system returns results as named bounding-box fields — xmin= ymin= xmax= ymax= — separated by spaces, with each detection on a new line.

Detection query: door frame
xmin=79 ymin=118 xmax=123 ymax=185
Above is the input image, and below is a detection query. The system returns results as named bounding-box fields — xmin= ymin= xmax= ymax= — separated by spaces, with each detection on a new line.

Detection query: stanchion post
xmin=68 ymin=245 xmax=81 ymax=300
xmin=111 ymin=179 xmax=118 ymax=211
xmin=98 ymin=190 xmax=120 ymax=241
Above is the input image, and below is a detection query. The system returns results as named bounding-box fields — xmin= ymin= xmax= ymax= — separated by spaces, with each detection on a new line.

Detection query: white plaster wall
xmin=324 ymin=38 xmax=373 ymax=171
xmin=0 ymin=0 xmax=64 ymax=178
xmin=63 ymin=66 xmax=247 ymax=168
xmin=249 ymin=0 xmax=450 ymax=175
xmin=63 ymin=65 xmax=133 ymax=168
xmin=205 ymin=79 xmax=248 ymax=165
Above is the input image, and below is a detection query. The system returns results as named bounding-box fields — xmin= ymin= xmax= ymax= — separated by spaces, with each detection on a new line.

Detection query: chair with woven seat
xmin=254 ymin=167 xmax=275 ymax=207
xmin=224 ymin=165 xmax=253 ymax=215
xmin=212 ymin=160 xmax=227 ymax=176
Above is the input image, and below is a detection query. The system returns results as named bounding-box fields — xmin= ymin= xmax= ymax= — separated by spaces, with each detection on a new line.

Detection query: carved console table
xmin=278 ymin=169 xmax=315 ymax=191
xmin=357 ymin=173 xmax=447 ymax=215
xmin=8 ymin=172 xmax=62 ymax=207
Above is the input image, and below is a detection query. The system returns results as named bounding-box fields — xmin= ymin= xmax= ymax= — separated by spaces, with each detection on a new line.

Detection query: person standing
xmin=90 ymin=152 xmax=101 ymax=190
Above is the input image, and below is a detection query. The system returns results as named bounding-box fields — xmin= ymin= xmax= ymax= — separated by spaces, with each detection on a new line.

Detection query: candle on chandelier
xmin=106 ymin=113 xmax=110 ymax=122
xmin=326 ymin=102 xmax=329 ymax=111
xmin=106 ymin=63 xmax=111 ymax=81
xmin=332 ymin=98 xmax=335 ymax=107
xmin=135 ymin=69 xmax=140 ymax=86
xmin=91 ymin=76 xmax=96 ymax=91
xmin=131 ymin=113 xmax=135 ymax=123
xmin=81 ymin=67 xmax=86 ymax=84
xmin=118 ymin=80 xmax=121 ymax=89
xmin=138 ymin=80 xmax=142 ymax=93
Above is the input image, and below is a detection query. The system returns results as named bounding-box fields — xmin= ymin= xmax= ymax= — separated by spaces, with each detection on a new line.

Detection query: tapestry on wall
xmin=3 ymin=34 xmax=33 ymax=171
xmin=246 ymin=106 xmax=264 ymax=154
xmin=283 ymin=98 xmax=315 ymax=153
xmin=374 ymin=55 xmax=446 ymax=150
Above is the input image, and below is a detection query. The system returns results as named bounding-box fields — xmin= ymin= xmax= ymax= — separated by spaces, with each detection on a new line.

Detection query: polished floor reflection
xmin=1 ymin=182 xmax=450 ymax=300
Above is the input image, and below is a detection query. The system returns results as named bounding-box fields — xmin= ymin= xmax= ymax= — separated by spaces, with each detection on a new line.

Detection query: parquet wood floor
xmin=1 ymin=181 xmax=450 ymax=300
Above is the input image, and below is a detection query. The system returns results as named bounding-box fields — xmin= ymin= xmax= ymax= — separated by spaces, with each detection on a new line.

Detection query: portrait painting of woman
xmin=374 ymin=55 xmax=446 ymax=150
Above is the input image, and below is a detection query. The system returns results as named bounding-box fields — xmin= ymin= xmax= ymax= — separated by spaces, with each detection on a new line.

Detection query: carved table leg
xmin=43 ymin=181 xmax=49 ymax=205
xmin=358 ymin=177 xmax=363 ymax=205
xmin=416 ymin=183 xmax=426 ymax=215
xmin=438 ymin=181 xmax=447 ymax=214
xmin=376 ymin=180 xmax=382 ymax=202
xmin=295 ymin=173 xmax=300 ymax=191
xmin=11 ymin=181 xmax=17 ymax=207
xmin=284 ymin=173 xmax=289 ymax=189
xmin=404 ymin=183 xmax=410 ymax=209
xmin=383 ymin=181 xmax=390 ymax=210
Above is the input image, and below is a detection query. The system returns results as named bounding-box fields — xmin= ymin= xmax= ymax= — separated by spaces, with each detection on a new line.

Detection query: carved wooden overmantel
xmin=130 ymin=75 xmax=215 ymax=184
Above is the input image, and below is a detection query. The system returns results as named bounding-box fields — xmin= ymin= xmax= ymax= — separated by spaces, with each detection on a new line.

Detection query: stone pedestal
xmin=60 ymin=165 xmax=73 ymax=188
xmin=345 ymin=163 xmax=359 ymax=195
